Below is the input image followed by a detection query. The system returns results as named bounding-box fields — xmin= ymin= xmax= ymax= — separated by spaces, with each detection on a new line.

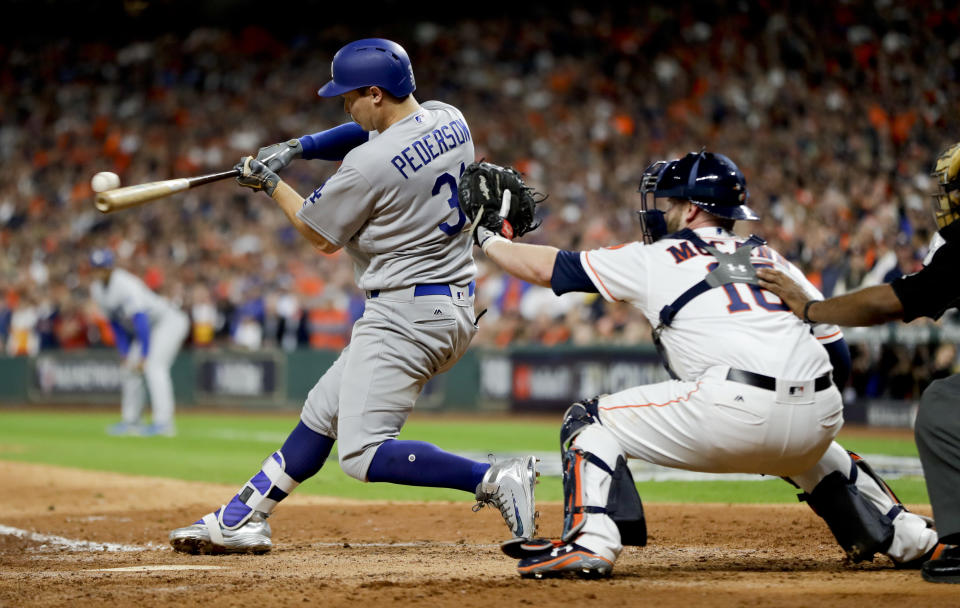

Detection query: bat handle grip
xmin=187 ymin=169 xmax=241 ymax=187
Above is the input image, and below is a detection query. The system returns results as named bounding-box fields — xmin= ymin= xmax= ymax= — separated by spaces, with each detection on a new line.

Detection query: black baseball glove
xmin=457 ymin=161 xmax=544 ymax=248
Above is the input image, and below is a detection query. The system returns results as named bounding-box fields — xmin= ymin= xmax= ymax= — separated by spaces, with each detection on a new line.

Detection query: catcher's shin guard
xmin=793 ymin=445 xmax=937 ymax=565
xmin=560 ymin=428 xmax=645 ymax=563
xmin=797 ymin=449 xmax=937 ymax=564
xmin=799 ymin=467 xmax=894 ymax=562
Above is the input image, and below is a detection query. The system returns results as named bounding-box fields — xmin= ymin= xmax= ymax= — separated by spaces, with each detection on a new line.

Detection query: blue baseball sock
xmin=280 ymin=421 xmax=335 ymax=482
xmin=214 ymin=421 xmax=335 ymax=527
xmin=366 ymin=439 xmax=490 ymax=493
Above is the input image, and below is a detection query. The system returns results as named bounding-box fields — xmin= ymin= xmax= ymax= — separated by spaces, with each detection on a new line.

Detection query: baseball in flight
xmin=91 ymin=171 xmax=121 ymax=192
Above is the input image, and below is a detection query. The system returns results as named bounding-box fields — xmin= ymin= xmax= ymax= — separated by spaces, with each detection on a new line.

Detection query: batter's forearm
xmin=806 ymin=285 xmax=905 ymax=326
xmin=270 ymin=182 xmax=338 ymax=253
xmin=484 ymin=240 xmax=559 ymax=287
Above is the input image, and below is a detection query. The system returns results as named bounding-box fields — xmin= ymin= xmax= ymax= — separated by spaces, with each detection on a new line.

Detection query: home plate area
xmin=0 ymin=461 xmax=951 ymax=607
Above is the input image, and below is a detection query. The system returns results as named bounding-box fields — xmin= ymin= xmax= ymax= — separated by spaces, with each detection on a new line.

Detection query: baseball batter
xmin=169 ymin=38 xmax=536 ymax=554
xmin=470 ymin=151 xmax=937 ymax=577
xmin=88 ymin=249 xmax=189 ymax=437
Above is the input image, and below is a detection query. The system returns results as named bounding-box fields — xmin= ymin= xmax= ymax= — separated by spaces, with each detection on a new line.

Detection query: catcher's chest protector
xmin=653 ymin=228 xmax=766 ymax=379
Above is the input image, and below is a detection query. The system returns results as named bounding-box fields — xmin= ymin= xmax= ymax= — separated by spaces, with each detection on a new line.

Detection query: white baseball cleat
xmin=474 ymin=455 xmax=539 ymax=539
xmin=106 ymin=422 xmax=142 ymax=436
xmin=141 ymin=423 xmax=176 ymax=437
xmin=169 ymin=510 xmax=272 ymax=554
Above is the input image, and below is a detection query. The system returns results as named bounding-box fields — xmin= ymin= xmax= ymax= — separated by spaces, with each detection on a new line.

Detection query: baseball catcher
xmin=476 ymin=150 xmax=937 ymax=578
xmin=457 ymin=161 xmax=544 ymax=249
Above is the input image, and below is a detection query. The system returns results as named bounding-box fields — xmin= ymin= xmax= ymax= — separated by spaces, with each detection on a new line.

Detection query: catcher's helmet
xmin=317 ymin=38 xmax=416 ymax=98
xmin=647 ymin=151 xmax=757 ymax=220
xmin=636 ymin=150 xmax=757 ymax=243
xmin=931 ymin=142 xmax=960 ymax=229
xmin=89 ymin=248 xmax=115 ymax=268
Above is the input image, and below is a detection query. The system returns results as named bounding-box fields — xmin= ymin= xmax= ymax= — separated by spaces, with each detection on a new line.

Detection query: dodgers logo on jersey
xmin=305 ymin=184 xmax=325 ymax=206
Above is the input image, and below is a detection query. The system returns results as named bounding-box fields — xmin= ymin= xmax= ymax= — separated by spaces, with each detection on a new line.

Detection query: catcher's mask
xmin=639 ymin=151 xmax=757 ymax=244
xmin=637 ymin=160 xmax=671 ymax=243
xmin=931 ymin=142 xmax=960 ymax=229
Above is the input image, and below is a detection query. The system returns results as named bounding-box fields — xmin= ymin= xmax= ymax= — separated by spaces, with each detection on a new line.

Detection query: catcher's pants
xmin=597 ymin=365 xmax=843 ymax=476
xmin=121 ymin=309 xmax=189 ymax=427
xmin=300 ymin=284 xmax=477 ymax=480
xmin=573 ymin=364 xmax=843 ymax=560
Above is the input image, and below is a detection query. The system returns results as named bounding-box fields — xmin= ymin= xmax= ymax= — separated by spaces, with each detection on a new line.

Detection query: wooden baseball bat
xmin=94 ymin=169 xmax=240 ymax=213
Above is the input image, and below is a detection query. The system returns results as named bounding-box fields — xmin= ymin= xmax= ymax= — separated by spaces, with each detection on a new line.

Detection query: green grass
xmin=0 ymin=410 xmax=929 ymax=503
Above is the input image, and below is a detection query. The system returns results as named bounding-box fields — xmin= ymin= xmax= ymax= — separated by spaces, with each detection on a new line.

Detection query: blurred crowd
xmin=2 ymin=3 xmax=959 ymax=401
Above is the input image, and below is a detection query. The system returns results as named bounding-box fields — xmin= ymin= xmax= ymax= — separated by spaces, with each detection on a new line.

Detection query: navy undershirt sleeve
xmin=551 ymin=250 xmax=599 ymax=295
xmin=823 ymin=337 xmax=851 ymax=390
xmin=298 ymin=122 xmax=370 ymax=161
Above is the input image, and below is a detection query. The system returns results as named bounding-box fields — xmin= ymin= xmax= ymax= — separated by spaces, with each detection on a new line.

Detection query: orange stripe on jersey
xmin=604 ymin=243 xmax=629 ymax=250
xmin=599 ymin=382 xmax=703 ymax=411
xmin=816 ymin=330 xmax=842 ymax=341
xmin=583 ymin=252 xmax=618 ymax=301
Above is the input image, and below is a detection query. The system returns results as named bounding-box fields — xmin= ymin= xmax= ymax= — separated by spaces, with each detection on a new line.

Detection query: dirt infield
xmin=0 ymin=460 xmax=951 ymax=607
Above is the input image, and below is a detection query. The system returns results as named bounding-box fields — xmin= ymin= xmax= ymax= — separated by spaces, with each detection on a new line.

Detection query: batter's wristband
xmin=803 ymin=299 xmax=821 ymax=324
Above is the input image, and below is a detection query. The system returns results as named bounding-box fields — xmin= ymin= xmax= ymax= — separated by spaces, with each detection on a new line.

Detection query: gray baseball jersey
xmin=297 ymin=100 xmax=477 ymax=291
xmin=296 ymin=100 xmax=479 ymax=481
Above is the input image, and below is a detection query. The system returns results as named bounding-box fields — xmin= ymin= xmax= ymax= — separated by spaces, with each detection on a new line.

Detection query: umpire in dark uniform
xmin=757 ymin=142 xmax=960 ymax=584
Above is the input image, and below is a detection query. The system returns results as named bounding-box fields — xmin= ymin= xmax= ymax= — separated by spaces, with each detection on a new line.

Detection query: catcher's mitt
xmin=458 ymin=161 xmax=544 ymax=246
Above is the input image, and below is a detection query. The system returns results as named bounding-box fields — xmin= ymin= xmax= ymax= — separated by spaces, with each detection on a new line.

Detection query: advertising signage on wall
xmin=194 ymin=351 xmax=284 ymax=405
xmin=480 ymin=348 xmax=671 ymax=412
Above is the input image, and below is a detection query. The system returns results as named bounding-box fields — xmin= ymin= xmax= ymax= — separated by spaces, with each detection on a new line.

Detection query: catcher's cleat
xmin=169 ymin=510 xmax=272 ymax=555
xmin=501 ymin=536 xmax=563 ymax=559
xmin=474 ymin=455 xmax=539 ymax=539
xmin=922 ymin=544 xmax=960 ymax=583
xmin=517 ymin=542 xmax=614 ymax=579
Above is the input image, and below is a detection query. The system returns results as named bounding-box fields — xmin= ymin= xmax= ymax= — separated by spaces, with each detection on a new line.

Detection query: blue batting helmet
xmin=89 ymin=248 xmax=115 ymax=268
xmin=317 ymin=38 xmax=416 ymax=98
xmin=642 ymin=151 xmax=758 ymax=221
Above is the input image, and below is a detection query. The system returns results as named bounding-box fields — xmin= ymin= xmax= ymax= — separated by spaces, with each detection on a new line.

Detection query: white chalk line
xmin=88 ymin=565 xmax=225 ymax=572
xmin=0 ymin=524 xmax=498 ymax=555
xmin=0 ymin=524 xmax=166 ymax=553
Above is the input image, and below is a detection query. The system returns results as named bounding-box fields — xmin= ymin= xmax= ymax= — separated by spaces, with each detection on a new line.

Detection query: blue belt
xmin=368 ymin=281 xmax=475 ymax=299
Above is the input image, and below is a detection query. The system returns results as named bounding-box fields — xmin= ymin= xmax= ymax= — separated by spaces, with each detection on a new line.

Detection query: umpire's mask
xmin=932 ymin=142 xmax=960 ymax=229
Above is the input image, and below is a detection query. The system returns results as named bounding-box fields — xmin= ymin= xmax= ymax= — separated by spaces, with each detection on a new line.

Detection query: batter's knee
xmin=337 ymin=437 xmax=377 ymax=481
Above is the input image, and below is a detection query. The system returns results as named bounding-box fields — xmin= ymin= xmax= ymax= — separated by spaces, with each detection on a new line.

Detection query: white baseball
xmin=91 ymin=171 xmax=121 ymax=192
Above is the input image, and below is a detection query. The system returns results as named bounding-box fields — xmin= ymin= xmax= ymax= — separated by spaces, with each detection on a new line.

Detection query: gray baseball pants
xmin=300 ymin=284 xmax=476 ymax=480
xmin=915 ymin=373 xmax=960 ymax=541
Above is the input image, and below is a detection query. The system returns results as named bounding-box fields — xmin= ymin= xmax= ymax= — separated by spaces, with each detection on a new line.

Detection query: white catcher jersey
xmin=297 ymin=101 xmax=477 ymax=291
xmin=91 ymin=268 xmax=179 ymax=323
xmin=581 ymin=226 xmax=842 ymax=381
